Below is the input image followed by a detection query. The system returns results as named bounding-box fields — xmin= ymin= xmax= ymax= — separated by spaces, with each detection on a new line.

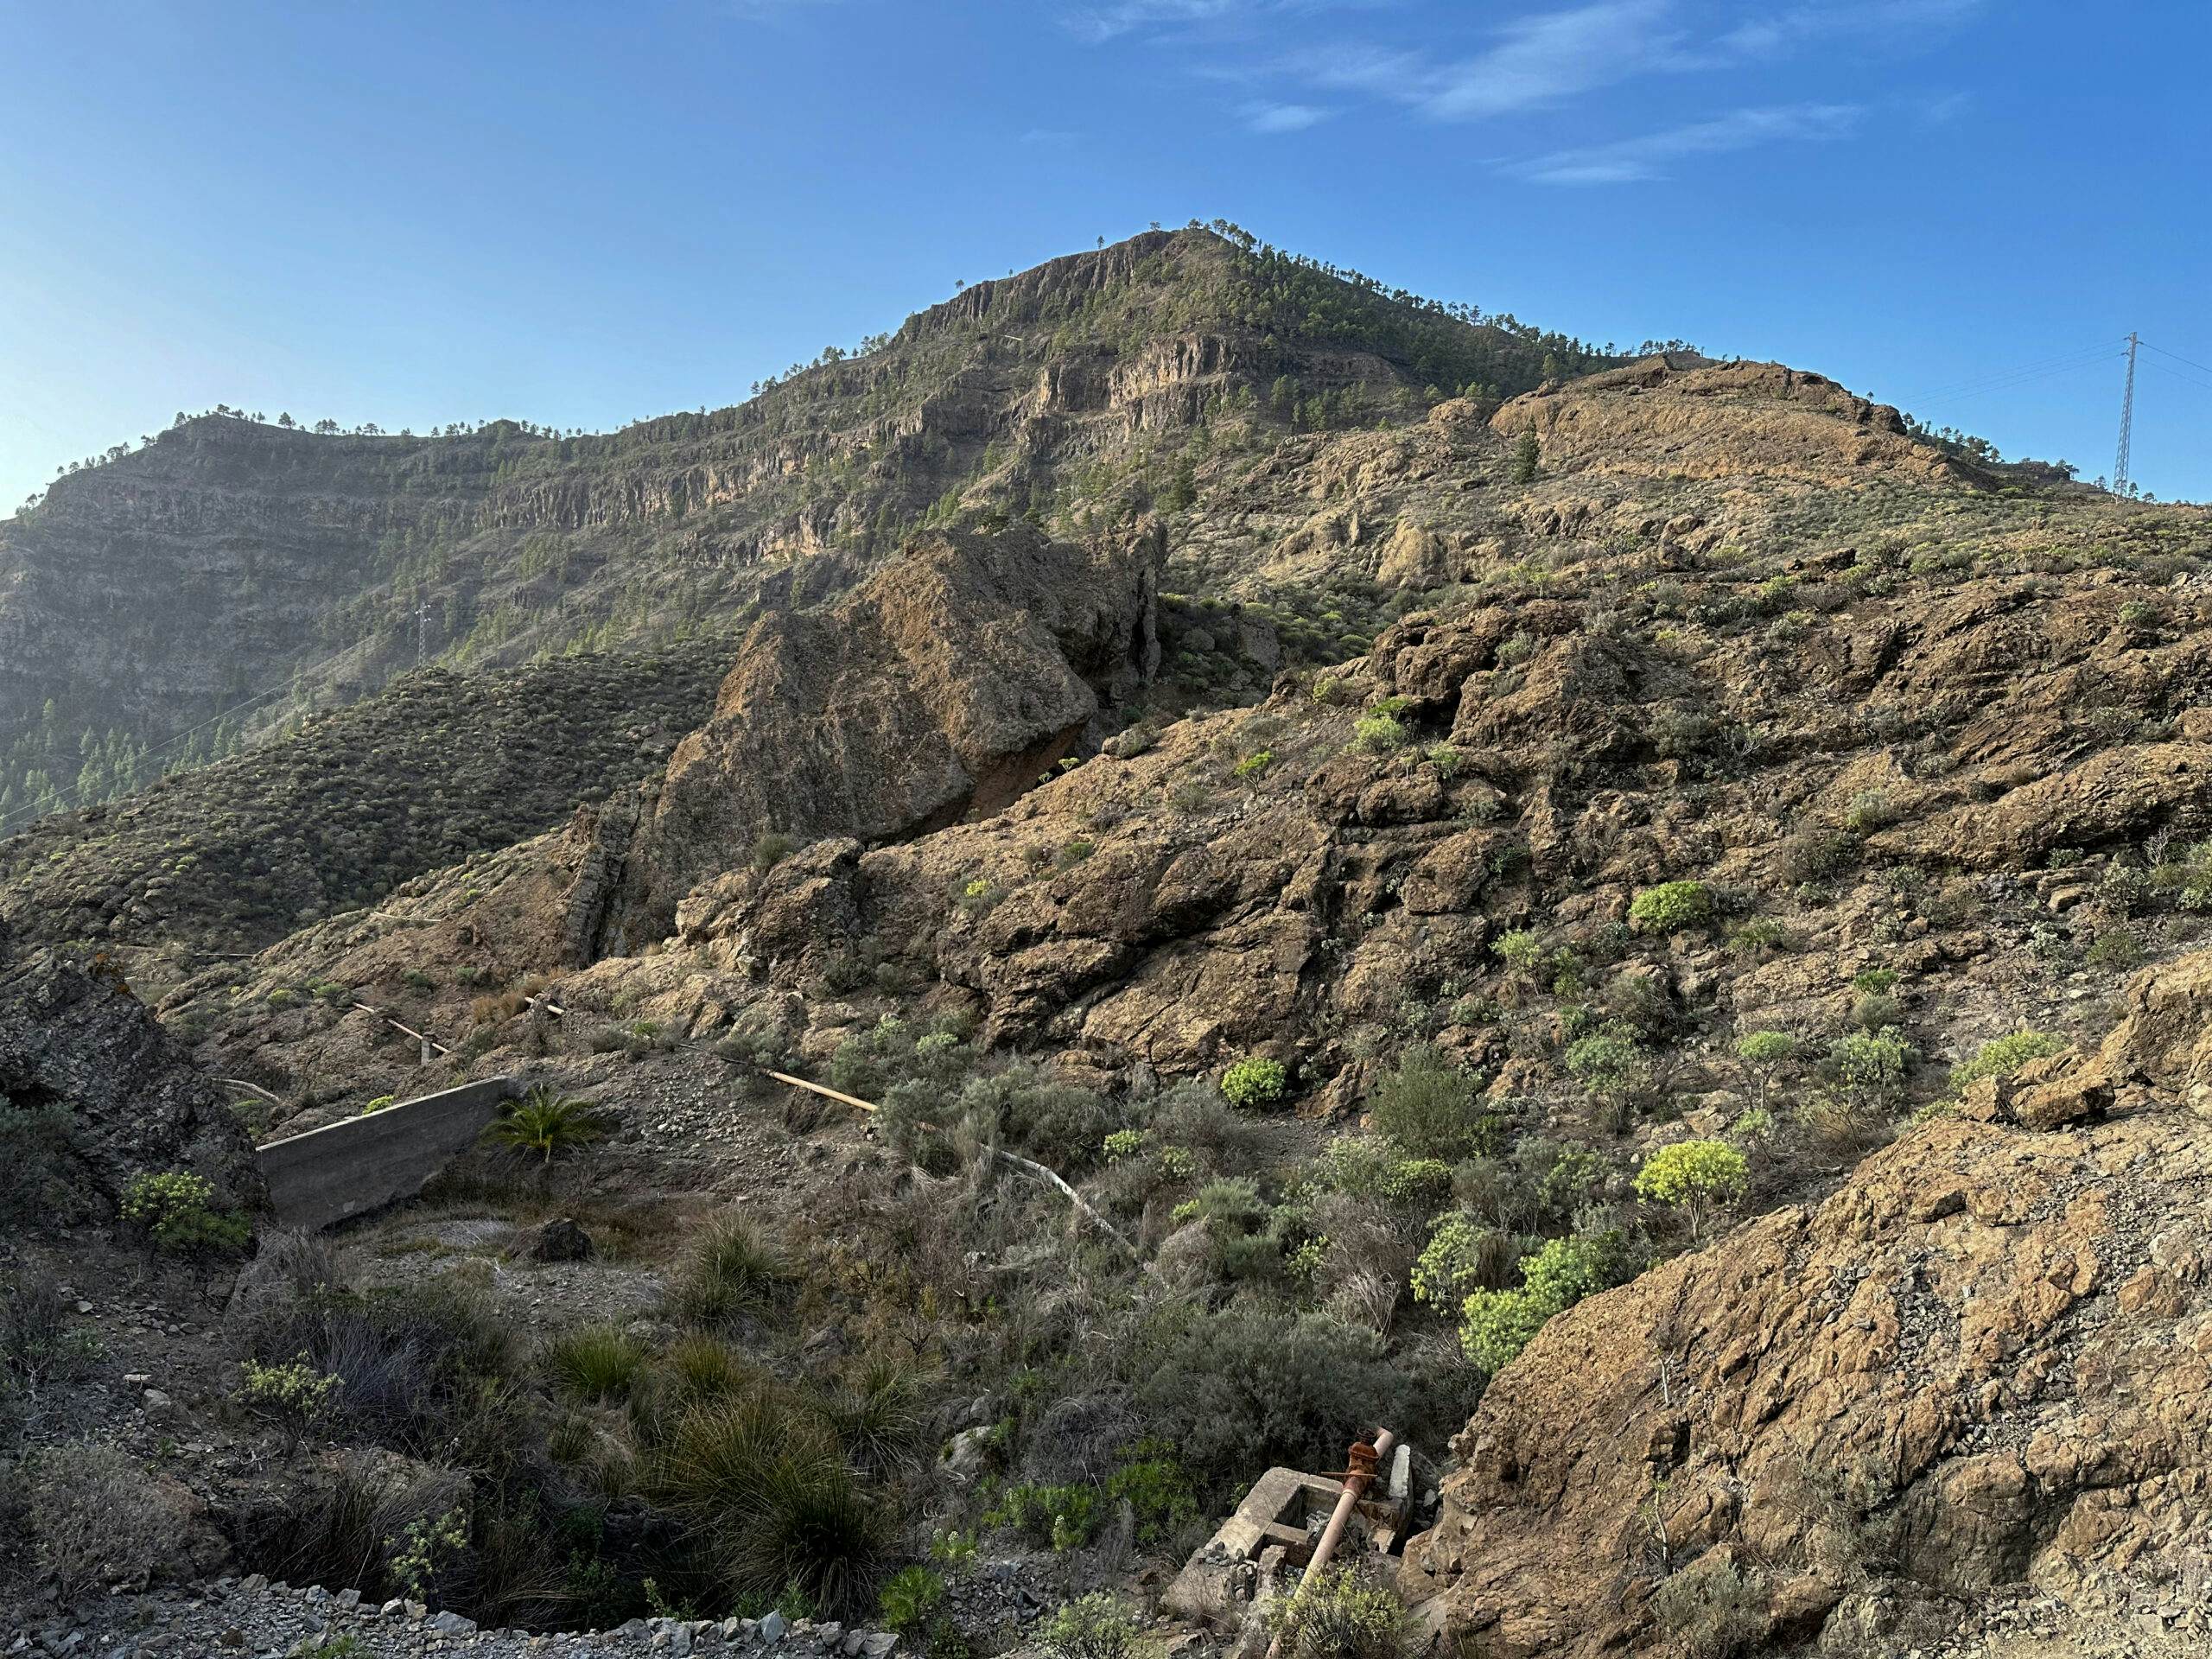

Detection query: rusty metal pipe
xmin=1264 ymin=1427 xmax=1396 ymax=1659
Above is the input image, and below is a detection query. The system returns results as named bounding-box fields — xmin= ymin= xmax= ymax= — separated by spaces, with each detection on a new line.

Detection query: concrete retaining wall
xmin=257 ymin=1077 xmax=523 ymax=1230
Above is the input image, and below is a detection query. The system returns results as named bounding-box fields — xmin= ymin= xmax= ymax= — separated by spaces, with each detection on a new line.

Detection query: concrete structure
xmin=1164 ymin=1447 xmax=1421 ymax=1631
xmin=257 ymin=1076 xmax=523 ymax=1230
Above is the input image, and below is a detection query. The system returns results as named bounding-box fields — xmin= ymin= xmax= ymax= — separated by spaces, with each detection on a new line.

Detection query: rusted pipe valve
xmin=1263 ymin=1426 xmax=1397 ymax=1659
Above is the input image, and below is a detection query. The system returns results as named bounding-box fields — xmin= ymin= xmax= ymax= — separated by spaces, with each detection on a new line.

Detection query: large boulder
xmin=0 ymin=925 xmax=262 ymax=1220
xmin=575 ymin=521 xmax=1160 ymax=955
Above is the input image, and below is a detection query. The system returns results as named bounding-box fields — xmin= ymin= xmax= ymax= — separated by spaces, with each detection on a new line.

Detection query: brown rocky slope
xmin=1403 ymin=949 xmax=2212 ymax=1656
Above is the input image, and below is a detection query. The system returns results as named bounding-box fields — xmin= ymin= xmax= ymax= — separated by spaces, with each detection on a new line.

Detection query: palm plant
xmin=485 ymin=1084 xmax=606 ymax=1167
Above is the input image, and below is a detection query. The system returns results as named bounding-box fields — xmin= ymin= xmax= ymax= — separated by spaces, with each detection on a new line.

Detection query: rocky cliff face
xmin=1491 ymin=356 xmax=1979 ymax=486
xmin=569 ymin=520 xmax=1164 ymax=955
xmin=0 ymin=925 xmax=259 ymax=1220
xmin=1402 ymin=950 xmax=2212 ymax=1656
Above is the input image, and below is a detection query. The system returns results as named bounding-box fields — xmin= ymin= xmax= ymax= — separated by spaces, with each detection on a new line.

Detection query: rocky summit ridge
xmin=4 ymin=228 xmax=2212 ymax=1659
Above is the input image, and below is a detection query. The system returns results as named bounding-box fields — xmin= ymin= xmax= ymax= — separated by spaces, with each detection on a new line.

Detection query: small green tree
xmin=1510 ymin=428 xmax=1541 ymax=484
xmin=1491 ymin=928 xmax=1544 ymax=981
xmin=486 ymin=1084 xmax=607 ymax=1167
xmin=1635 ymin=1140 xmax=1750 ymax=1242
xmin=1732 ymin=1030 xmax=1797 ymax=1110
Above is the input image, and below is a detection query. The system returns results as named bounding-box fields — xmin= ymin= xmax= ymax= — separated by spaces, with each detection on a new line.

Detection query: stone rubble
xmin=8 ymin=1576 xmax=905 ymax=1659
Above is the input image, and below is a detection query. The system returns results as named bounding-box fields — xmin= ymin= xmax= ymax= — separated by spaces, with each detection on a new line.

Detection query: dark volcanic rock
xmin=0 ymin=923 xmax=262 ymax=1218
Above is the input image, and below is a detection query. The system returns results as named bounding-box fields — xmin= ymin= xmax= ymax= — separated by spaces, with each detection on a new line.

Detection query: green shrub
xmin=1628 ymin=880 xmax=1713 ymax=935
xmin=955 ymin=1063 xmax=1121 ymax=1170
xmin=1564 ymin=1030 xmax=1642 ymax=1101
xmin=1368 ymin=1046 xmax=1485 ymax=1160
xmin=1491 ymin=929 xmax=1543 ymax=978
xmin=671 ymin=1215 xmax=790 ymax=1330
xmin=238 ymin=1354 xmax=343 ymax=1452
xmin=1041 ymin=1592 xmax=1136 ymax=1659
xmin=28 ymin=1442 xmax=181 ymax=1597
xmin=1727 ymin=918 xmax=1789 ymax=957
xmin=1104 ymin=1439 xmax=1201 ymax=1545
xmin=1222 ymin=1056 xmax=1288 ymax=1108
xmin=1307 ymin=1136 xmax=1455 ymax=1210
xmin=1633 ymin=1140 xmax=1750 ymax=1241
xmin=877 ymin=1566 xmax=946 ymax=1637
xmin=1648 ymin=1554 xmax=1768 ymax=1659
xmin=988 ymin=1482 xmax=1103 ymax=1552
xmin=1351 ymin=713 xmax=1408 ymax=753
xmin=1410 ymin=1213 xmax=1514 ymax=1307
xmin=118 ymin=1171 xmax=249 ymax=1260
xmin=751 ymin=831 xmax=797 ymax=871
xmin=1269 ymin=1564 xmax=1408 ymax=1659
xmin=2085 ymin=930 xmax=2145 ymax=970
xmin=0 ymin=1096 xmax=79 ymax=1226
xmin=1843 ymin=790 xmax=1894 ymax=835
xmin=1827 ymin=1028 xmax=1914 ymax=1106
xmin=1950 ymin=1029 xmax=2068 ymax=1091
xmin=1126 ymin=1307 xmax=1432 ymax=1503
xmin=484 ymin=1085 xmax=607 ymax=1167
xmin=544 ymin=1325 xmax=648 ymax=1403
xmin=1459 ymin=1233 xmax=1629 ymax=1375
xmin=1234 ymin=749 xmax=1274 ymax=779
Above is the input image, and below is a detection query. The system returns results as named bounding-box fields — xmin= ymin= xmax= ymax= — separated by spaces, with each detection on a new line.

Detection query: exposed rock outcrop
xmin=1402 ymin=950 xmax=2212 ymax=1656
xmin=1493 ymin=355 xmax=1981 ymax=486
xmin=582 ymin=521 xmax=1163 ymax=952
xmin=0 ymin=925 xmax=261 ymax=1218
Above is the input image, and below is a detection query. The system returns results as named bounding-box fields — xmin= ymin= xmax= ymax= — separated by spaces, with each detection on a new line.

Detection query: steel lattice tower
xmin=2115 ymin=332 xmax=2139 ymax=495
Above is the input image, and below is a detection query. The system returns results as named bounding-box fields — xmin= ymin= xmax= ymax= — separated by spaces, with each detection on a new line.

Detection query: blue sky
xmin=3 ymin=0 xmax=2209 ymax=511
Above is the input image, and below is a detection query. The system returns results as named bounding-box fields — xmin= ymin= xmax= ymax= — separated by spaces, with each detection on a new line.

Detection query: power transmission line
xmin=2140 ymin=340 xmax=2212 ymax=379
xmin=1902 ymin=341 xmax=2123 ymax=408
xmin=2139 ymin=359 xmax=2212 ymax=397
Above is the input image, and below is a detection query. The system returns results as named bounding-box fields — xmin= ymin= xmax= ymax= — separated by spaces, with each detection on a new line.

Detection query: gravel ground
xmin=9 ymin=1575 xmax=906 ymax=1658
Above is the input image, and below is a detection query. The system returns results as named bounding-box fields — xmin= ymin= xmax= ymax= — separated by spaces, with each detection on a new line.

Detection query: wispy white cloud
xmin=1420 ymin=0 xmax=1690 ymax=120
xmin=1064 ymin=0 xmax=1390 ymax=45
xmin=1510 ymin=101 xmax=1860 ymax=183
xmin=1242 ymin=99 xmax=1332 ymax=131
xmin=1715 ymin=0 xmax=1986 ymax=60
xmin=1080 ymin=0 xmax=1986 ymax=178
xmin=1915 ymin=87 xmax=1972 ymax=125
